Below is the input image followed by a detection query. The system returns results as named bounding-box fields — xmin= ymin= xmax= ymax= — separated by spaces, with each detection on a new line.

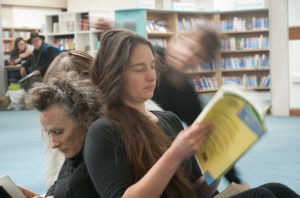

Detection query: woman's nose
xmin=50 ymin=136 xmax=60 ymax=149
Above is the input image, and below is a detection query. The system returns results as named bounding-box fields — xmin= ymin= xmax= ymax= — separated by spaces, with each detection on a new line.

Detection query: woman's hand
xmin=169 ymin=123 xmax=213 ymax=162
xmin=194 ymin=176 xmax=219 ymax=198
xmin=18 ymin=186 xmax=40 ymax=198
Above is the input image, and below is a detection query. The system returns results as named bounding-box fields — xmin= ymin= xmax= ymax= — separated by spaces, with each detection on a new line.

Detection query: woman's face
xmin=121 ymin=44 xmax=157 ymax=105
xmin=17 ymin=40 xmax=26 ymax=51
xmin=40 ymin=104 xmax=86 ymax=158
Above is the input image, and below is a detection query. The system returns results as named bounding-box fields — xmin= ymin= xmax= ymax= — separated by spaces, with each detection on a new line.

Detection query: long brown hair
xmin=91 ymin=29 xmax=196 ymax=197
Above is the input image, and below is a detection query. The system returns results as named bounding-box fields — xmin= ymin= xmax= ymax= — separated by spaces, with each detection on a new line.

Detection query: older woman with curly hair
xmin=23 ymin=72 xmax=101 ymax=198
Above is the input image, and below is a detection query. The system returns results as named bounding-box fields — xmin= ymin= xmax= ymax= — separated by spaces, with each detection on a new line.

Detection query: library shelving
xmin=220 ymin=9 xmax=270 ymax=91
xmin=115 ymin=8 xmax=270 ymax=93
xmin=44 ymin=11 xmax=113 ymax=56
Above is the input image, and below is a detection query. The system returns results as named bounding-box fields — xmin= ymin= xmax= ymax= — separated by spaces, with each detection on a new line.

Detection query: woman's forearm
xmin=122 ymin=147 xmax=181 ymax=198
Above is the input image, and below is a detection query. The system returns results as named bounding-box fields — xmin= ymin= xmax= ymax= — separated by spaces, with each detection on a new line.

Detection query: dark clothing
xmin=21 ymin=43 xmax=60 ymax=76
xmin=46 ymin=152 xmax=99 ymax=198
xmin=84 ymin=111 xmax=202 ymax=197
xmin=153 ymin=68 xmax=202 ymax=126
xmin=232 ymin=183 xmax=300 ymax=198
xmin=9 ymin=49 xmax=30 ymax=65
xmin=153 ymin=68 xmax=241 ymax=184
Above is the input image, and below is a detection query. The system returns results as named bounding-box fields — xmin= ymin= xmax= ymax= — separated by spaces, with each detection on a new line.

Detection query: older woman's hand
xmin=18 ymin=186 xmax=40 ymax=198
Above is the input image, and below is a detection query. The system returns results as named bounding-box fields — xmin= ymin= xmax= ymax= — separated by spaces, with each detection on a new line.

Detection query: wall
xmin=214 ymin=0 xmax=269 ymax=11
xmin=0 ymin=3 xmax=5 ymax=96
xmin=1 ymin=5 xmax=62 ymax=28
xmin=68 ymin=0 xmax=138 ymax=12
xmin=288 ymin=0 xmax=300 ymax=110
xmin=68 ymin=0 xmax=213 ymax=12
xmin=269 ymin=0 xmax=289 ymax=115
xmin=1 ymin=0 xmax=67 ymax=9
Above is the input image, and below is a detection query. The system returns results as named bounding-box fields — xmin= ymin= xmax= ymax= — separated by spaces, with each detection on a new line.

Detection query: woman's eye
xmin=48 ymin=130 xmax=63 ymax=135
xmin=54 ymin=130 xmax=63 ymax=135
xmin=133 ymin=67 xmax=144 ymax=72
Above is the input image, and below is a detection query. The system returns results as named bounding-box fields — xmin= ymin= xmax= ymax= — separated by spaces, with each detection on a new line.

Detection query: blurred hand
xmin=20 ymin=67 xmax=27 ymax=77
xmin=19 ymin=53 xmax=28 ymax=59
xmin=18 ymin=186 xmax=39 ymax=198
xmin=169 ymin=123 xmax=213 ymax=161
xmin=96 ymin=18 xmax=114 ymax=30
xmin=32 ymin=70 xmax=41 ymax=76
xmin=194 ymin=176 xmax=219 ymax=198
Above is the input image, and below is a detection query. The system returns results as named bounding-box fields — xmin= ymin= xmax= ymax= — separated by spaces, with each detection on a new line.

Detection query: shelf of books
xmin=115 ymin=9 xmax=270 ymax=94
xmin=219 ymin=9 xmax=270 ymax=91
xmin=44 ymin=11 xmax=113 ymax=56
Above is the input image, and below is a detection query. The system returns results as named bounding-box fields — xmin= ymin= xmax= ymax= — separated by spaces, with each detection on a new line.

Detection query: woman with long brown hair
xmin=84 ymin=29 xmax=300 ymax=198
xmin=84 ymin=29 xmax=216 ymax=198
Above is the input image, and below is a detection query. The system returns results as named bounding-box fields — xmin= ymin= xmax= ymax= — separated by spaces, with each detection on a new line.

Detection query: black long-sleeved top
xmin=9 ymin=49 xmax=30 ymax=65
xmin=21 ymin=43 xmax=60 ymax=76
xmin=84 ymin=111 xmax=202 ymax=197
xmin=152 ymin=68 xmax=202 ymax=126
xmin=46 ymin=152 xmax=99 ymax=198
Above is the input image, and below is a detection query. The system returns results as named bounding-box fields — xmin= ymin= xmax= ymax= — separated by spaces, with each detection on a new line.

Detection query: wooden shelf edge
xmin=221 ymin=67 xmax=270 ymax=72
xmin=186 ymin=70 xmax=216 ymax=74
xmin=222 ymin=29 xmax=269 ymax=34
xmin=221 ymin=49 xmax=269 ymax=53
xmin=196 ymin=89 xmax=218 ymax=93
xmin=290 ymin=108 xmax=300 ymax=116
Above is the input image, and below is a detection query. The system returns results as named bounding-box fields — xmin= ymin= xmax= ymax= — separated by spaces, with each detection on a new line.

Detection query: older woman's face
xmin=40 ymin=104 xmax=86 ymax=158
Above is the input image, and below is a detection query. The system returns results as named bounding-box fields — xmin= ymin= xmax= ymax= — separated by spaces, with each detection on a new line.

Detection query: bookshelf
xmin=115 ymin=8 xmax=270 ymax=93
xmin=219 ymin=10 xmax=270 ymax=91
xmin=44 ymin=11 xmax=113 ymax=56
xmin=2 ymin=27 xmax=40 ymax=64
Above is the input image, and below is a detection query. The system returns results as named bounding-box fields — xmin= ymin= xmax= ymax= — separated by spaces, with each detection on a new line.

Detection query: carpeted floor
xmin=0 ymin=110 xmax=299 ymax=194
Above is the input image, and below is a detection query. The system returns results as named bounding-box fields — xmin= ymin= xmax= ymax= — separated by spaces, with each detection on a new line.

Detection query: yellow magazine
xmin=193 ymin=86 xmax=267 ymax=185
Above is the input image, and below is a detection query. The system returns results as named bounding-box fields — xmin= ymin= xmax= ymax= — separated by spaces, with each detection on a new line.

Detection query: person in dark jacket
xmin=152 ymin=26 xmax=243 ymax=185
xmin=20 ymin=32 xmax=60 ymax=90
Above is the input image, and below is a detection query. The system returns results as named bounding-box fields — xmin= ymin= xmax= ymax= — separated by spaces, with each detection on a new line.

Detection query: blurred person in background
xmin=152 ymin=25 xmax=243 ymax=185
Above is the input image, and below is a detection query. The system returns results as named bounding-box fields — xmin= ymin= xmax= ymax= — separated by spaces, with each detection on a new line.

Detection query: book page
xmin=194 ymin=92 xmax=266 ymax=185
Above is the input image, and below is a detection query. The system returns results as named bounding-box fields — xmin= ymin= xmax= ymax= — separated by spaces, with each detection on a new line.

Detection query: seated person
xmin=42 ymin=50 xmax=94 ymax=186
xmin=85 ymin=29 xmax=300 ymax=198
xmin=23 ymin=73 xmax=101 ymax=198
xmin=19 ymin=32 xmax=61 ymax=90
xmin=7 ymin=37 xmax=32 ymax=82
xmin=42 ymin=50 xmax=163 ymax=188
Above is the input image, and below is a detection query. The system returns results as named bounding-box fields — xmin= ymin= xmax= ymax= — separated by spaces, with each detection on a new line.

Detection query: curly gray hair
xmin=26 ymin=72 xmax=100 ymax=127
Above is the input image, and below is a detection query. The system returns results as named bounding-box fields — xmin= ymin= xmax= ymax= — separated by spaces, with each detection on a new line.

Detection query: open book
xmin=0 ymin=175 xmax=26 ymax=198
xmin=193 ymin=86 xmax=268 ymax=185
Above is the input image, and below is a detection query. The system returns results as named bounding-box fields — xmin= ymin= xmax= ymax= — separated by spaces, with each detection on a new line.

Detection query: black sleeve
xmin=21 ymin=56 xmax=32 ymax=73
xmin=45 ymin=160 xmax=67 ymax=197
xmin=45 ymin=181 xmax=57 ymax=196
xmin=84 ymin=118 xmax=134 ymax=197
xmin=9 ymin=51 xmax=18 ymax=61
xmin=39 ymin=47 xmax=60 ymax=75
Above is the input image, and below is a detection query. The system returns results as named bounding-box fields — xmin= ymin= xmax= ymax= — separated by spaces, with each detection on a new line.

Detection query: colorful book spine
xmin=220 ymin=16 xmax=269 ymax=31
xmin=221 ymin=54 xmax=269 ymax=69
xmin=222 ymin=35 xmax=269 ymax=50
